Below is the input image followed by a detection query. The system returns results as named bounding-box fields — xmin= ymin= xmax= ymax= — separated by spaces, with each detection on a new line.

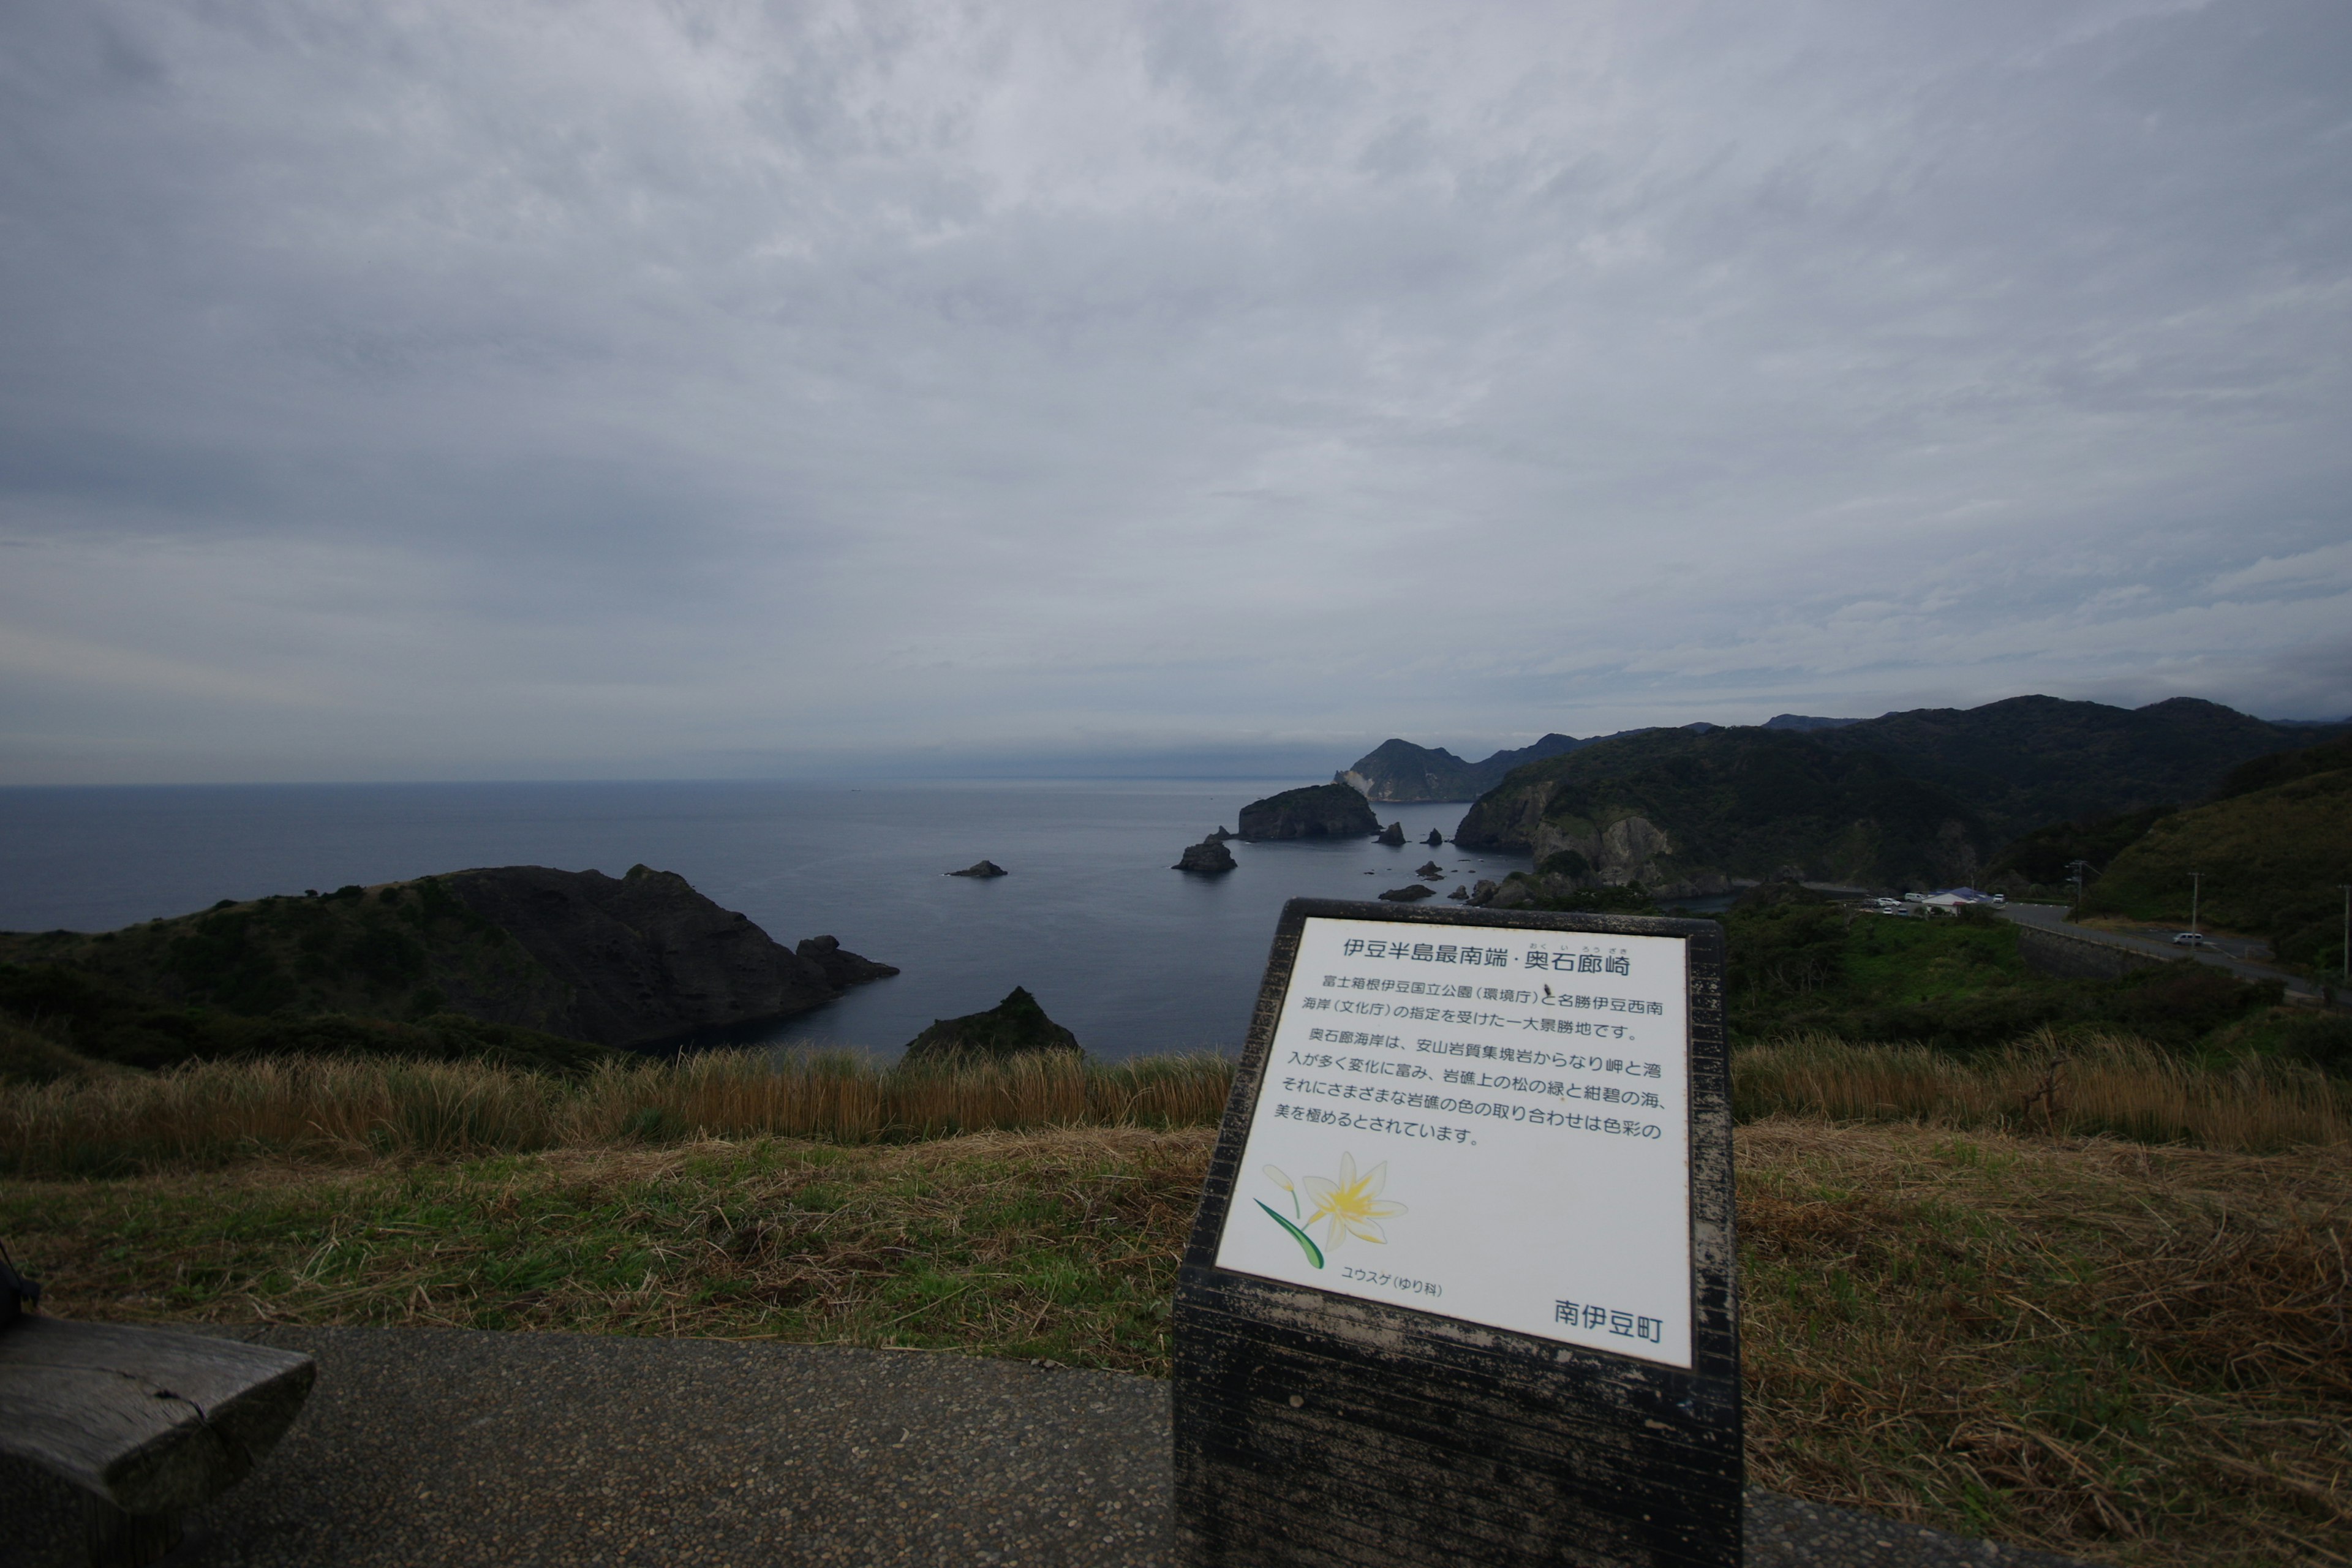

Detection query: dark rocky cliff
xmin=437 ymin=865 xmax=888 ymax=1046
xmin=0 ymin=865 xmax=896 ymax=1054
xmin=1237 ymin=783 xmax=1379 ymax=841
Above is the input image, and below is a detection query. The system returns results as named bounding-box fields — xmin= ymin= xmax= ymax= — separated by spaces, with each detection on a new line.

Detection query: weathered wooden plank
xmin=1174 ymin=900 xmax=1740 ymax=1568
xmin=0 ymin=1317 xmax=316 ymax=1515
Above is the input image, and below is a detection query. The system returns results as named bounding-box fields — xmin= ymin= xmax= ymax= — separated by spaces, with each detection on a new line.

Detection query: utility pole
xmin=2067 ymin=859 xmax=2092 ymax=918
xmin=2187 ymin=870 xmax=2201 ymax=935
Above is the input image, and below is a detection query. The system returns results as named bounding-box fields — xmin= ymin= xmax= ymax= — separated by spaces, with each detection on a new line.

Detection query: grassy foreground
xmin=4 ymin=1120 xmax=2344 ymax=1567
xmin=3 ymin=1044 xmax=2346 ymax=1566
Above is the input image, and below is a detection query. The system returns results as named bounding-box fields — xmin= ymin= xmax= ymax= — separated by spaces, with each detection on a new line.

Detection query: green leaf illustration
xmin=1257 ymin=1200 xmax=1325 ymax=1269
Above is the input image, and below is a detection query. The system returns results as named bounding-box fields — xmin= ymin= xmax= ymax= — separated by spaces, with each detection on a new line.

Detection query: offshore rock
xmin=947 ymin=860 xmax=1009 ymax=878
xmin=1378 ymin=884 xmax=1436 ymax=902
xmin=1425 ymin=828 xmax=1444 ymax=846
xmin=795 ymin=935 xmax=901 ymax=988
xmin=903 ymin=986 xmax=1081 ymax=1062
xmin=1376 ymin=821 xmax=1407 ymax=846
xmin=1206 ymin=826 xmax=1235 ymax=842
xmin=1237 ymin=783 xmax=1379 ymax=842
xmin=1415 ymin=861 xmax=1444 ymax=878
xmin=1174 ymin=837 xmax=1238 ymax=874
xmin=1447 ymin=884 xmax=1471 ymax=900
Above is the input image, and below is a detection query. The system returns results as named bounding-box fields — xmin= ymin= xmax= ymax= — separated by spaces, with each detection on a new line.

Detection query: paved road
xmin=1996 ymin=902 xmax=2331 ymax=1001
xmin=0 ymin=1326 xmax=2100 ymax=1568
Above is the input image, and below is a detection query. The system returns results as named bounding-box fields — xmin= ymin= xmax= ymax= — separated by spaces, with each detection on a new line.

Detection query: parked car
xmin=2171 ymin=931 xmax=2206 ymax=947
xmin=1991 ymin=894 xmax=2006 ymax=905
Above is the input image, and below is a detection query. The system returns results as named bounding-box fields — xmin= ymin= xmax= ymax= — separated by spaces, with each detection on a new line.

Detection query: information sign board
xmin=1174 ymin=900 xmax=1738 ymax=1568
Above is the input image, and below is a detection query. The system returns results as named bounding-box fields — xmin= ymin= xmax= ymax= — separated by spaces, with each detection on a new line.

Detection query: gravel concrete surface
xmin=1 ymin=1326 xmax=2101 ymax=1567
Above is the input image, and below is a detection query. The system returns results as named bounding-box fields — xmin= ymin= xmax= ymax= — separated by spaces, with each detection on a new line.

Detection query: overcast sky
xmin=2 ymin=0 xmax=2347 ymax=784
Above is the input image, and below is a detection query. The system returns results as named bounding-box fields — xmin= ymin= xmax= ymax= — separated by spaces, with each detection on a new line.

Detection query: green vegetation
xmin=1716 ymin=893 xmax=2292 ymax=1054
xmin=2078 ymin=768 xmax=2352 ymax=973
xmin=1812 ymin=694 xmax=2327 ymax=838
xmin=0 ymin=878 xmax=565 ymax=1052
xmin=1984 ymin=804 xmax=2178 ymax=892
xmin=1455 ymin=727 xmax=1988 ymax=887
xmin=0 ymin=958 xmax=606 ymax=1077
xmin=2211 ymin=729 xmax=2352 ymax=801
xmin=2 ymin=1128 xmax=1204 ymax=1375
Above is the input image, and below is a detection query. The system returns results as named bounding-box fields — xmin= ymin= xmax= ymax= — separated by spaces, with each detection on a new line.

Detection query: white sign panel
xmin=1213 ymin=916 xmax=1694 ymax=1368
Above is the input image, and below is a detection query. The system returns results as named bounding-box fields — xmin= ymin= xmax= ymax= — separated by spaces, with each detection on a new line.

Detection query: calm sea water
xmin=0 ymin=780 xmax=1536 ymax=1061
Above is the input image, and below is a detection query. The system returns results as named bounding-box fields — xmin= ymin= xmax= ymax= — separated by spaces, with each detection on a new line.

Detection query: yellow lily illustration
xmin=1302 ymin=1152 xmax=1406 ymax=1251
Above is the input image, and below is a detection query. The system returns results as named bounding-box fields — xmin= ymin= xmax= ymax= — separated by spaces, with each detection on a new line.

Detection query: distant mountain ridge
xmin=1340 ymin=727 xmax=1711 ymax=802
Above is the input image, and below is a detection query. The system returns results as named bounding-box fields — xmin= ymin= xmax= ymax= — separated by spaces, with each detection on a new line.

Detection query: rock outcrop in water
xmin=1378 ymin=884 xmax=1435 ymax=902
xmin=1376 ymin=821 xmax=1407 ymax=846
xmin=1237 ymin=783 xmax=1379 ymax=842
xmin=947 ymin=860 xmax=1009 ymax=878
xmin=796 ymin=935 xmax=902 ymax=989
xmin=1174 ymin=837 xmax=1238 ymax=874
xmin=903 ymin=986 xmax=1081 ymax=1061
xmin=1425 ymin=828 xmax=1444 ymax=846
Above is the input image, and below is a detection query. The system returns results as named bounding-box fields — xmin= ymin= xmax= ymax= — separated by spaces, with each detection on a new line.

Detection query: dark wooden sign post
xmin=1174 ymin=899 xmax=1738 ymax=1568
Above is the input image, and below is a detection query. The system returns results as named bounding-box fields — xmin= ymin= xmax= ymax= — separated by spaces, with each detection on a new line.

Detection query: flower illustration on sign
xmin=1257 ymin=1154 xmax=1406 ymax=1268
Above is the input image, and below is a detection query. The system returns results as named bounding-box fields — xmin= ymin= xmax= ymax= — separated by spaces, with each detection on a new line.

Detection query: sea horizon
xmin=0 ymin=777 xmax=1536 ymax=1061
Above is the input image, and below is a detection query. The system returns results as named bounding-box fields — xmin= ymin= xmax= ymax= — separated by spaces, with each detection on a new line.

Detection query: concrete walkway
xmin=1 ymin=1326 xmax=2098 ymax=1567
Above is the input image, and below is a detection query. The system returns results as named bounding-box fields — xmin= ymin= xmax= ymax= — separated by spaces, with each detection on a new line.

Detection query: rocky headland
xmin=1236 ymin=783 xmax=1379 ymax=842
xmin=0 ymin=864 xmax=899 ymax=1060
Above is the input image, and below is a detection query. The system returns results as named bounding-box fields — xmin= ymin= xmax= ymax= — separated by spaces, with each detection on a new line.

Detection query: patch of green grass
xmin=1724 ymin=907 xmax=2282 ymax=1052
xmin=4 ymin=1128 xmax=1207 ymax=1373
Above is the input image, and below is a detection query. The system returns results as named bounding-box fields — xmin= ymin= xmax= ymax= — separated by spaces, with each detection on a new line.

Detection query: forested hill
xmin=1447 ymin=695 xmax=2341 ymax=895
xmin=1811 ymin=695 xmax=2334 ymax=839
xmin=1452 ymin=728 xmax=1989 ymax=892
xmin=2076 ymin=764 xmax=2352 ymax=968
xmin=0 ymin=865 xmax=896 ymax=1066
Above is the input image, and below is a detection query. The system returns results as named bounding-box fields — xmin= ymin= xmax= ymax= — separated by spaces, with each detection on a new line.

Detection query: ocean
xmin=0 ymin=780 xmax=1536 ymax=1061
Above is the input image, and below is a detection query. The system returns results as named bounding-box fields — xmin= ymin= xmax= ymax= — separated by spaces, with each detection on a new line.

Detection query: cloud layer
xmin=2 ymin=0 xmax=2347 ymax=782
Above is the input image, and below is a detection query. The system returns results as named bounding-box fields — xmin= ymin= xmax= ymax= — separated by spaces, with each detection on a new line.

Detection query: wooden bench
xmin=0 ymin=1317 xmax=315 ymax=1567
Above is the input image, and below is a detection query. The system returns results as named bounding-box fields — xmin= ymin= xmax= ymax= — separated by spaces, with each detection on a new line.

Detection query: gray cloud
xmin=1 ymin=0 xmax=2346 ymax=782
